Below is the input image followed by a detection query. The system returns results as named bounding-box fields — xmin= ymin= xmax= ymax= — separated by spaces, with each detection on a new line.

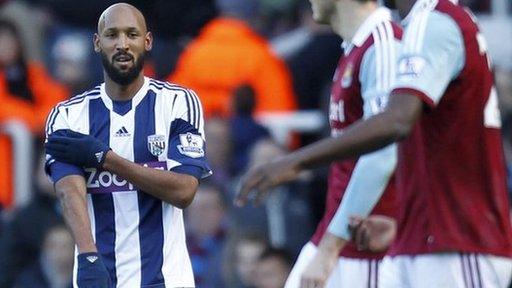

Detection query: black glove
xmin=77 ymin=252 xmax=111 ymax=288
xmin=45 ymin=129 xmax=110 ymax=168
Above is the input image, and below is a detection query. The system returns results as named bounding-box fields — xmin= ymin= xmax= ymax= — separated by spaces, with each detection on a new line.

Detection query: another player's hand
xmin=77 ymin=252 xmax=112 ymax=288
xmin=300 ymin=248 xmax=338 ymax=288
xmin=45 ymin=129 xmax=111 ymax=169
xmin=349 ymin=215 xmax=397 ymax=252
xmin=235 ymin=156 xmax=301 ymax=206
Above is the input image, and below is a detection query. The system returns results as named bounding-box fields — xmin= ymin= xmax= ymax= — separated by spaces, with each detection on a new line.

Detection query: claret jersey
xmin=390 ymin=0 xmax=512 ymax=257
xmin=311 ymin=7 xmax=402 ymax=259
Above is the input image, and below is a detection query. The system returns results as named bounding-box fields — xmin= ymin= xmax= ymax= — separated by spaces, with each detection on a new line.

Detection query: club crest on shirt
xmin=341 ymin=63 xmax=354 ymax=88
xmin=147 ymin=134 xmax=166 ymax=157
xmin=178 ymin=132 xmax=204 ymax=158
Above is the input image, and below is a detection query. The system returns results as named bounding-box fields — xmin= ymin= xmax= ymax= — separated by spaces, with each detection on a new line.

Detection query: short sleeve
xmin=359 ymin=24 xmax=401 ymax=118
xmin=167 ymin=89 xmax=212 ymax=180
xmin=392 ymin=11 xmax=465 ymax=107
xmin=44 ymin=105 xmax=84 ymax=183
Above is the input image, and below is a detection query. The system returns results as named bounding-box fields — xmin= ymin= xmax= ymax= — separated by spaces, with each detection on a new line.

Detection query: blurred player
xmin=236 ymin=0 xmax=401 ymax=286
xmin=44 ymin=3 xmax=211 ymax=288
xmin=238 ymin=0 xmax=512 ymax=287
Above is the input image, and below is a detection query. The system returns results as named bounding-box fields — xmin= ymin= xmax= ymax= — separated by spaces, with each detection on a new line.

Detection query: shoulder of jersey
xmin=148 ymin=78 xmax=193 ymax=95
xmin=56 ymin=85 xmax=102 ymax=109
xmin=369 ymin=20 xmax=403 ymax=46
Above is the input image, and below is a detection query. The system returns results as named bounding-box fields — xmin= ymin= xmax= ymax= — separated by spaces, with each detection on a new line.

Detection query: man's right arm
xmin=54 ymin=175 xmax=96 ymax=253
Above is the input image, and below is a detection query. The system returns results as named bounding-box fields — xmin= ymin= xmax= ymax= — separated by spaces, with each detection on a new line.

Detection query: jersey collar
xmin=342 ymin=7 xmax=392 ymax=55
xmin=100 ymin=76 xmax=150 ymax=113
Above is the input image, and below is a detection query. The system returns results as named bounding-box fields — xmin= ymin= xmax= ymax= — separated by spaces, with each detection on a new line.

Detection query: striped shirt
xmin=45 ymin=77 xmax=211 ymax=287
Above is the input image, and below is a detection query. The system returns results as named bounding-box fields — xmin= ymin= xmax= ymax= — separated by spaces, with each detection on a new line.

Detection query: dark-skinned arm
xmin=102 ymin=152 xmax=199 ymax=209
xmin=237 ymin=92 xmax=424 ymax=205
xmin=55 ymin=175 xmax=97 ymax=253
xmin=295 ymin=92 xmax=422 ymax=170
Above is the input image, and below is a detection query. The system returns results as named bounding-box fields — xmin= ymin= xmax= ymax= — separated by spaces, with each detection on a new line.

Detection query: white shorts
xmin=379 ymin=253 xmax=512 ymax=288
xmin=284 ymin=242 xmax=381 ymax=288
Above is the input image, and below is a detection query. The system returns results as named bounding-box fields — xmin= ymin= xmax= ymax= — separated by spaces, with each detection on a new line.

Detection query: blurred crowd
xmin=0 ymin=0 xmax=510 ymax=287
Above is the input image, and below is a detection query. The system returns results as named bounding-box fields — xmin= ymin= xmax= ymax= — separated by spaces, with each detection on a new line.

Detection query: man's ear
xmin=93 ymin=33 xmax=101 ymax=53
xmin=145 ymin=31 xmax=153 ymax=52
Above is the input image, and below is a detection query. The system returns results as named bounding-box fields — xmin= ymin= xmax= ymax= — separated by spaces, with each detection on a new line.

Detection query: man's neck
xmin=332 ymin=1 xmax=378 ymax=42
xmin=397 ymin=0 xmax=417 ymax=19
xmin=104 ymin=74 xmax=145 ymax=101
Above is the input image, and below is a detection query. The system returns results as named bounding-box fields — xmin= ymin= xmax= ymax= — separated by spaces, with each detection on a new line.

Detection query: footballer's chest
xmin=329 ymin=58 xmax=364 ymax=134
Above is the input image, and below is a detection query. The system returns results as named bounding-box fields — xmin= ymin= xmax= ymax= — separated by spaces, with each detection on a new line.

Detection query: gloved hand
xmin=77 ymin=252 xmax=112 ymax=288
xmin=45 ymin=129 xmax=110 ymax=168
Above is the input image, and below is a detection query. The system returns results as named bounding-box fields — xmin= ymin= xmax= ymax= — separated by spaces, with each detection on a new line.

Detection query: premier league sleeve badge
xmin=177 ymin=132 xmax=205 ymax=158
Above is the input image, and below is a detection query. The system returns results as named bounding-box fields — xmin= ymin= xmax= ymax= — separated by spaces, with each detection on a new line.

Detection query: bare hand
xmin=300 ymin=249 xmax=338 ymax=288
xmin=235 ymin=156 xmax=301 ymax=207
xmin=349 ymin=215 xmax=397 ymax=252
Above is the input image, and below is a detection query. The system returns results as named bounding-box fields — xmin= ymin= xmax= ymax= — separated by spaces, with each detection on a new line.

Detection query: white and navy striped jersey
xmin=45 ymin=77 xmax=211 ymax=287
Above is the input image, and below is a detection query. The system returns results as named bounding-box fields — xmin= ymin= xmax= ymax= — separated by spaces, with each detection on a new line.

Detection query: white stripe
xmin=404 ymin=16 xmax=419 ymax=53
xmin=415 ymin=11 xmax=430 ymax=52
xmin=189 ymin=90 xmax=206 ymax=138
xmin=153 ymin=89 xmax=169 ymax=162
xmin=470 ymin=254 xmax=481 ymax=288
xmin=405 ymin=14 xmax=421 ymax=53
xmin=373 ymin=29 xmax=383 ymax=92
xmin=110 ymin=110 xmax=142 ymax=287
xmin=189 ymin=90 xmax=200 ymax=129
xmin=384 ymin=21 xmax=397 ymax=89
xmin=406 ymin=8 xmax=429 ymax=54
xmin=112 ymin=192 xmax=142 ymax=287
xmin=463 ymin=254 xmax=474 ymax=288
xmin=161 ymin=204 xmax=195 ymax=287
xmin=377 ymin=23 xmax=390 ymax=91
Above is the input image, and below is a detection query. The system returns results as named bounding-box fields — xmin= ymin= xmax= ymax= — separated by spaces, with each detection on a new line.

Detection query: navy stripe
xmin=148 ymin=83 xmax=190 ymax=98
xmin=148 ymin=82 xmax=184 ymax=94
xmin=466 ymin=255 xmax=475 ymax=288
xmin=460 ymin=254 xmax=469 ymax=288
xmin=134 ymin=90 xmax=165 ymax=286
xmin=172 ymin=93 xmax=178 ymax=108
xmin=149 ymin=80 xmax=187 ymax=93
xmin=149 ymin=83 xmax=165 ymax=91
xmin=45 ymin=107 xmax=59 ymax=136
xmin=61 ymin=93 xmax=100 ymax=107
xmin=46 ymin=90 xmax=101 ymax=135
xmin=474 ymin=255 xmax=483 ymax=288
xmin=191 ymin=90 xmax=203 ymax=131
xmin=367 ymin=260 xmax=371 ymax=288
xmin=188 ymin=91 xmax=197 ymax=129
xmin=189 ymin=91 xmax=201 ymax=129
xmin=148 ymin=81 xmax=197 ymax=127
xmin=149 ymin=79 xmax=171 ymax=88
xmin=375 ymin=260 xmax=379 ymax=288
xmin=183 ymin=91 xmax=192 ymax=126
xmin=88 ymin=98 xmax=118 ymax=287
